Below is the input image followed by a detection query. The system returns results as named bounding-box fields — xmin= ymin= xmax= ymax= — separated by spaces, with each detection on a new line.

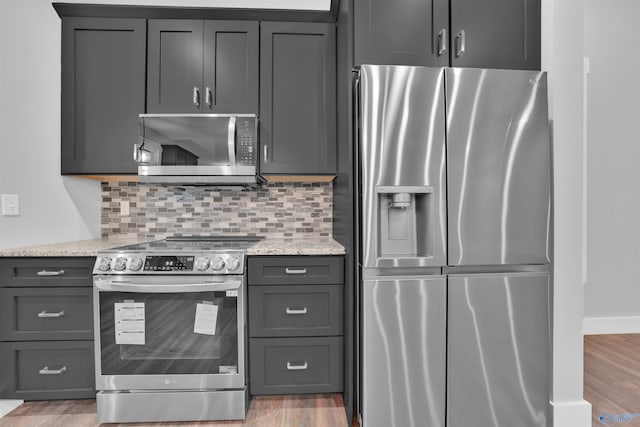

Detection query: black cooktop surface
xmin=113 ymin=235 xmax=264 ymax=252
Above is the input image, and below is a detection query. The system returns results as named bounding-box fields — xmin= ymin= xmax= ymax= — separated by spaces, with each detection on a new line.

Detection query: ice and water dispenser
xmin=377 ymin=185 xmax=434 ymax=259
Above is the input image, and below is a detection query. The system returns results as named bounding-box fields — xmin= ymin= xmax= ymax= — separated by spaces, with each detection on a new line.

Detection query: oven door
xmin=93 ymin=275 xmax=245 ymax=391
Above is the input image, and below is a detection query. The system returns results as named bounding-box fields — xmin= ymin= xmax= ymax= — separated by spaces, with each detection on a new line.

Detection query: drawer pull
xmin=286 ymin=361 xmax=308 ymax=371
xmin=285 ymin=268 xmax=307 ymax=275
xmin=285 ymin=307 xmax=308 ymax=315
xmin=39 ymin=366 xmax=67 ymax=375
xmin=38 ymin=310 xmax=65 ymax=318
xmin=37 ymin=270 xmax=65 ymax=276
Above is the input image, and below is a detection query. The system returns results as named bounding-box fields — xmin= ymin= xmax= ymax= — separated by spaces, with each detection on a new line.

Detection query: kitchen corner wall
xmin=101 ymin=182 xmax=333 ymax=239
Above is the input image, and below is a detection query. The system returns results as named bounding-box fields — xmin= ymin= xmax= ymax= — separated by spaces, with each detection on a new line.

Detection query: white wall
xmin=543 ymin=0 xmax=592 ymax=424
xmin=0 ymin=0 xmax=101 ymax=250
xmin=582 ymin=0 xmax=640 ymax=334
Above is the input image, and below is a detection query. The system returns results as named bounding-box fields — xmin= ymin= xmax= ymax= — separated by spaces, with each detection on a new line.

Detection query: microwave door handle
xmin=94 ymin=278 xmax=241 ymax=293
xmin=227 ymin=116 xmax=237 ymax=166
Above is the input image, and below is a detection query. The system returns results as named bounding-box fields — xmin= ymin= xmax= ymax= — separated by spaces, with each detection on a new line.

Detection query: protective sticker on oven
xmin=114 ymin=302 xmax=145 ymax=345
xmin=194 ymin=302 xmax=219 ymax=335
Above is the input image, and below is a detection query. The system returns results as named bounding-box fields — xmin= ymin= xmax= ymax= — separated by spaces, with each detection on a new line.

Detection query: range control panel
xmin=93 ymin=252 xmax=245 ymax=275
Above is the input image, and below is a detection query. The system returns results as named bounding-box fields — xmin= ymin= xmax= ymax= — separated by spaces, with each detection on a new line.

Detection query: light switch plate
xmin=1 ymin=194 xmax=20 ymax=216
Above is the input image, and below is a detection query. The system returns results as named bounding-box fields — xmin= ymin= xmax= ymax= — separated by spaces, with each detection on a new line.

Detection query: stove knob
xmin=195 ymin=257 xmax=211 ymax=271
xmin=211 ymin=257 xmax=226 ymax=271
xmin=113 ymin=257 xmax=127 ymax=271
xmin=129 ymin=257 xmax=143 ymax=271
xmin=98 ymin=257 xmax=112 ymax=272
xmin=226 ymin=256 xmax=241 ymax=271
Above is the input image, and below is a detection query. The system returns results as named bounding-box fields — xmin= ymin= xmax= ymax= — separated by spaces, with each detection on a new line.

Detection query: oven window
xmin=98 ymin=291 xmax=237 ymax=375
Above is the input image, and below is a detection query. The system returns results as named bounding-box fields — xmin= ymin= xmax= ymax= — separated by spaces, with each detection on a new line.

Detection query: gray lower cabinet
xmin=260 ymin=22 xmax=337 ymax=175
xmin=250 ymin=337 xmax=343 ymax=395
xmin=61 ymin=17 xmax=146 ymax=174
xmin=354 ymin=0 xmax=540 ymax=70
xmin=147 ymin=20 xmax=259 ymax=114
xmin=248 ymin=256 xmax=344 ymax=395
xmin=0 ymin=257 xmax=95 ymax=400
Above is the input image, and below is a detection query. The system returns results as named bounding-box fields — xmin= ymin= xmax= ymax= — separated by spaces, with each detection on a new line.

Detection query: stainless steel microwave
xmin=134 ymin=114 xmax=262 ymax=186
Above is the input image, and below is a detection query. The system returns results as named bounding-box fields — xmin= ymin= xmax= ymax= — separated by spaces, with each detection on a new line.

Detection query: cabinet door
xmin=260 ymin=22 xmax=336 ymax=174
xmin=147 ymin=20 xmax=204 ymax=113
xmin=61 ymin=18 xmax=145 ymax=174
xmin=354 ymin=0 xmax=449 ymax=67
xmin=203 ymin=21 xmax=258 ymax=114
xmin=450 ymin=0 xmax=541 ymax=70
xmin=447 ymin=273 xmax=550 ymax=426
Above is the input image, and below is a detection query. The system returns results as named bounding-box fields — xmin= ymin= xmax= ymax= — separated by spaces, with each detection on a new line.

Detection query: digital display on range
xmin=143 ymin=256 xmax=194 ymax=271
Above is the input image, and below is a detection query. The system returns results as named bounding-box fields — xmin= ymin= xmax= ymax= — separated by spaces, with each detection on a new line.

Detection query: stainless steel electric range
xmin=91 ymin=236 xmax=262 ymax=424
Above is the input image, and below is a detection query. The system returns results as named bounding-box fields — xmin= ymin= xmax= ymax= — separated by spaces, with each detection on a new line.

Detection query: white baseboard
xmin=551 ymin=400 xmax=592 ymax=427
xmin=0 ymin=400 xmax=23 ymax=418
xmin=583 ymin=316 xmax=640 ymax=334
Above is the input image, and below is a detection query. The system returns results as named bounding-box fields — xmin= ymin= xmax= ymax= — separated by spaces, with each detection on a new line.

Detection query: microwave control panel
xmin=238 ymin=117 xmax=257 ymax=165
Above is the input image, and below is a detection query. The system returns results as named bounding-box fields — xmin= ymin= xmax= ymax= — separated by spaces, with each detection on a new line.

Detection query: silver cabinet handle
xmin=39 ymin=366 xmax=67 ymax=375
xmin=286 ymin=362 xmax=308 ymax=371
xmin=263 ymin=145 xmax=268 ymax=162
xmin=193 ymin=86 xmax=200 ymax=107
xmin=37 ymin=270 xmax=65 ymax=276
xmin=206 ymin=86 xmax=213 ymax=107
xmin=285 ymin=307 xmax=308 ymax=315
xmin=38 ymin=311 xmax=65 ymax=318
xmin=437 ymin=28 xmax=447 ymax=56
xmin=285 ymin=268 xmax=307 ymax=275
xmin=455 ymin=30 xmax=466 ymax=58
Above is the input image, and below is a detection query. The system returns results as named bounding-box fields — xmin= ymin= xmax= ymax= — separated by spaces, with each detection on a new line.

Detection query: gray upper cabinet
xmin=354 ymin=0 xmax=449 ymax=67
xmin=61 ymin=18 xmax=146 ymax=174
xmin=450 ymin=0 xmax=540 ymax=70
xmin=354 ymin=0 xmax=540 ymax=70
xmin=147 ymin=20 xmax=258 ymax=114
xmin=260 ymin=22 xmax=337 ymax=175
xmin=203 ymin=21 xmax=259 ymax=113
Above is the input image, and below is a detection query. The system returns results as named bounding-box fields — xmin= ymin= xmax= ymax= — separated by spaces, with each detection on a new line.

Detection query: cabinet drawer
xmin=249 ymin=285 xmax=343 ymax=337
xmin=0 ymin=341 xmax=95 ymax=400
xmin=248 ymin=256 xmax=343 ymax=286
xmin=249 ymin=337 xmax=343 ymax=395
xmin=0 ymin=258 xmax=94 ymax=288
xmin=0 ymin=287 xmax=93 ymax=341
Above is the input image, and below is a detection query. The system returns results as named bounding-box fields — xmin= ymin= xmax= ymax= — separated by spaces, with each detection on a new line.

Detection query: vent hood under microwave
xmin=134 ymin=114 xmax=263 ymax=186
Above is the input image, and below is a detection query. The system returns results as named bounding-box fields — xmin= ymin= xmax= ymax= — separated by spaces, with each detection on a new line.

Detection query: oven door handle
xmin=94 ymin=278 xmax=241 ymax=293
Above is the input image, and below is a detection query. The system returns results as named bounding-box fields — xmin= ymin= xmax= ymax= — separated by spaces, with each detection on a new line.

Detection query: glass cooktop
xmin=114 ymin=236 xmax=264 ymax=252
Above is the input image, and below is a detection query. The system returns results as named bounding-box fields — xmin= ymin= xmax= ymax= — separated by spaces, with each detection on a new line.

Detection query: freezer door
xmin=447 ymin=272 xmax=551 ymax=427
xmin=359 ymin=65 xmax=447 ymax=269
xmin=446 ymin=68 xmax=551 ymax=266
xmin=361 ymin=276 xmax=446 ymax=427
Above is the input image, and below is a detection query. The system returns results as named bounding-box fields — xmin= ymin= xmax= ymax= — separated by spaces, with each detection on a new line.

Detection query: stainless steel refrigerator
xmin=356 ymin=65 xmax=551 ymax=427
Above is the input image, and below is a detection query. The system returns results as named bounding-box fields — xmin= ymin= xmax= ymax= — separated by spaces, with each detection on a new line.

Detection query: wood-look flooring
xmin=0 ymin=394 xmax=350 ymax=427
xmin=584 ymin=334 xmax=640 ymax=426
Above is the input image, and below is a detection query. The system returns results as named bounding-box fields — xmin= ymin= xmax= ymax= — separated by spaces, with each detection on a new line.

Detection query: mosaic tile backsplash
xmin=101 ymin=182 xmax=333 ymax=239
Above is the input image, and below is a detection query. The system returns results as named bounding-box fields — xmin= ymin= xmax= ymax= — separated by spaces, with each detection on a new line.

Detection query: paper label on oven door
xmin=114 ymin=302 xmax=145 ymax=345
xmin=194 ymin=302 xmax=219 ymax=335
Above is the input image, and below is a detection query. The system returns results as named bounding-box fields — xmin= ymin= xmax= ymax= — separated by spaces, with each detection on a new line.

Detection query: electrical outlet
xmin=120 ymin=201 xmax=130 ymax=216
xmin=1 ymin=194 xmax=19 ymax=216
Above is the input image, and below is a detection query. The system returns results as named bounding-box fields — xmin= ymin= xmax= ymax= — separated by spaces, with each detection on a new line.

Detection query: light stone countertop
xmin=0 ymin=235 xmax=345 ymax=257
xmin=0 ymin=236 xmax=144 ymax=257
xmin=246 ymin=237 xmax=345 ymax=256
